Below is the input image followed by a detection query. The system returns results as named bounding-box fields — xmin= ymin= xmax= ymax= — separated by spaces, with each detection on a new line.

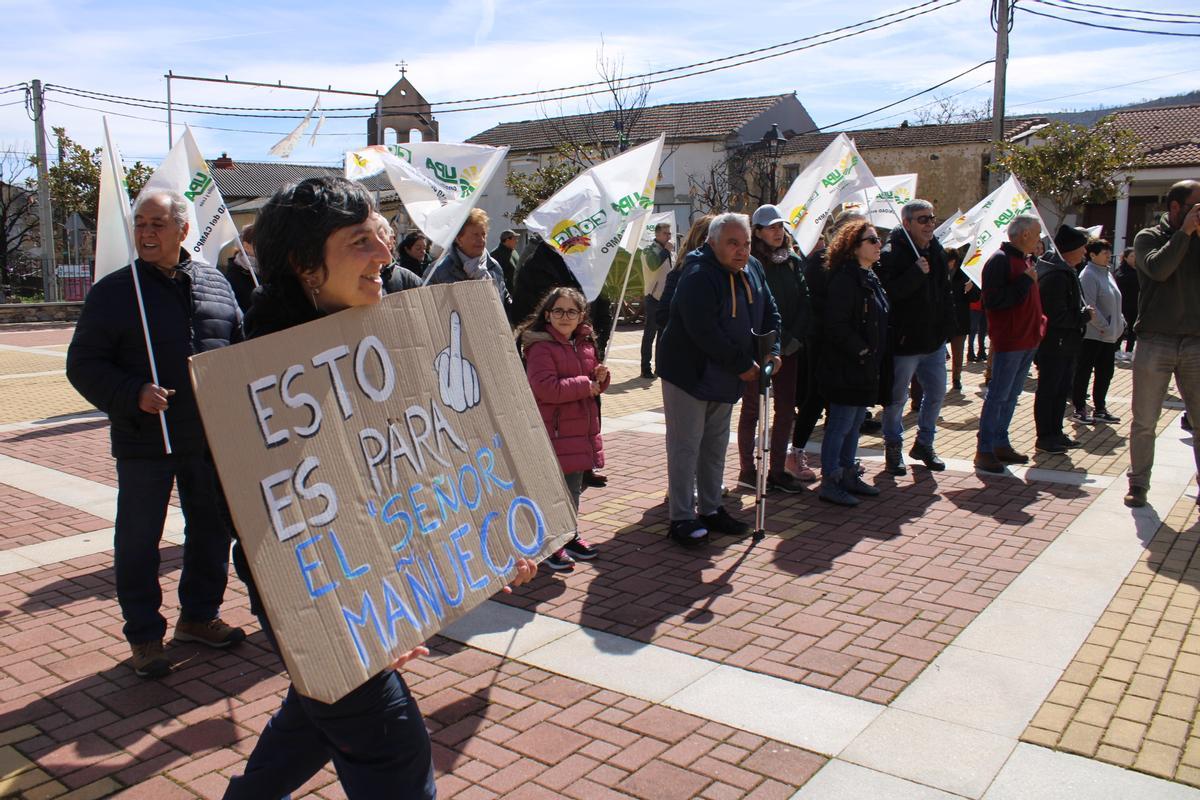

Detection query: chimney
xmin=213 ymin=153 xmax=235 ymax=169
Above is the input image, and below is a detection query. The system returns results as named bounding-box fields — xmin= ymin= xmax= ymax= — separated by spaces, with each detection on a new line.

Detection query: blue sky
xmin=1 ymin=0 xmax=1197 ymax=169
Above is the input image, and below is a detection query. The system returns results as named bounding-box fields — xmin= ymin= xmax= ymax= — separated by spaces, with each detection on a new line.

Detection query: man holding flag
xmin=876 ymin=199 xmax=956 ymax=474
xmin=67 ymin=190 xmax=246 ymax=679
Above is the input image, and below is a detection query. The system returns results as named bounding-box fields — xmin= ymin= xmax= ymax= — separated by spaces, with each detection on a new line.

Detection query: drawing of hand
xmin=435 ymin=311 xmax=480 ymax=412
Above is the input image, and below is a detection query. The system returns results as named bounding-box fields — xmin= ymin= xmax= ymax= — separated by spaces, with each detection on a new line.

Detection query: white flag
xmin=933 ymin=209 xmax=963 ymax=242
xmin=958 ymin=175 xmax=1045 ymax=287
xmin=840 ymin=173 xmax=918 ymax=229
xmin=525 ymin=135 xmax=664 ymax=301
xmin=94 ymin=127 xmax=136 ymax=281
xmin=142 ymin=128 xmax=240 ymax=268
xmin=624 ymin=210 xmax=677 ymax=252
xmin=345 ymin=141 xmax=508 ymax=253
xmin=270 ymin=95 xmax=319 ymax=159
xmin=778 ymin=133 xmax=878 ymax=255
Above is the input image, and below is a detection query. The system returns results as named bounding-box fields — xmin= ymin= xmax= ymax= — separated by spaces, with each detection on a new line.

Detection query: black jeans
xmin=1073 ymin=339 xmax=1117 ymax=412
xmin=114 ymin=454 xmax=231 ymax=643
xmin=1033 ymin=350 xmax=1076 ymax=439
xmin=641 ymin=294 xmax=661 ymax=373
xmin=223 ymin=673 xmax=436 ymax=800
xmin=792 ymin=348 xmax=825 ymax=449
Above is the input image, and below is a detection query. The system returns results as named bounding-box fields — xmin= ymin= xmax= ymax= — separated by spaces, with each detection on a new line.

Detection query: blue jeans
xmin=977 ymin=348 xmax=1036 ymax=453
xmin=114 ymin=455 xmax=231 ymax=643
xmin=223 ymin=673 xmax=436 ymax=800
xmin=821 ymin=404 xmax=867 ymax=476
xmin=883 ymin=349 xmax=947 ymax=447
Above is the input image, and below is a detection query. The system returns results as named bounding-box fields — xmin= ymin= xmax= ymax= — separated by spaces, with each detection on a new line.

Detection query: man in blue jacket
xmin=657 ymin=213 xmax=781 ymax=546
xmin=67 ymin=190 xmax=246 ymax=679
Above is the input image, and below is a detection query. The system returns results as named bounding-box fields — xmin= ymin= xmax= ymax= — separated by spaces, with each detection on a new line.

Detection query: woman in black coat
xmin=948 ymin=249 xmax=976 ymax=392
xmin=817 ymin=219 xmax=889 ymax=507
xmin=1113 ymin=246 xmax=1139 ymax=361
xmin=223 ymin=177 xmax=536 ymax=800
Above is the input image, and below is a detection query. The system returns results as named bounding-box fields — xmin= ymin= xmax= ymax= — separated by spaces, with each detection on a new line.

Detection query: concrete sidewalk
xmin=0 ymin=324 xmax=1196 ymax=799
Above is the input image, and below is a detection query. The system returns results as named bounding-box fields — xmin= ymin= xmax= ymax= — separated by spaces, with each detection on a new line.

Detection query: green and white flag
xmin=524 ymin=135 xmax=664 ymax=301
xmin=957 ymin=175 xmax=1045 ymax=286
xmin=141 ymin=127 xmax=240 ymax=270
xmin=840 ymin=173 xmax=918 ymax=229
xmin=345 ymin=141 xmax=508 ymax=253
xmin=778 ymin=133 xmax=877 ymax=255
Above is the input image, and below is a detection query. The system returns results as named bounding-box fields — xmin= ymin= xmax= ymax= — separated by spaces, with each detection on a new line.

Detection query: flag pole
xmin=103 ymin=117 xmax=172 ymax=455
xmin=603 ymin=248 xmax=638 ymax=366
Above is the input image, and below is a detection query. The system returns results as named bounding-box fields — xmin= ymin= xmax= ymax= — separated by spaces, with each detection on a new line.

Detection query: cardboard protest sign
xmin=189 ymin=282 xmax=575 ymax=703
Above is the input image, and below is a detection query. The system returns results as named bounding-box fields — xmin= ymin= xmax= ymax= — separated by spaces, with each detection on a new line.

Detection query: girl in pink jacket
xmin=518 ymin=287 xmax=609 ymax=572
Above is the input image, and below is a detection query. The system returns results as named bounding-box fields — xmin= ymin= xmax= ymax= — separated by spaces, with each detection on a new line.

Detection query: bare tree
xmin=0 ymin=146 xmax=39 ymax=297
xmin=912 ymin=95 xmax=993 ymax=126
xmin=538 ymin=48 xmax=653 ymax=168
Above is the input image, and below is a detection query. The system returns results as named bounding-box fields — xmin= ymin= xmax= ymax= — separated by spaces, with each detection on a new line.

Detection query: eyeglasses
xmin=914 ymin=215 xmax=936 ymax=224
xmin=859 ymin=236 xmax=881 ymax=245
xmin=549 ymin=308 xmax=581 ymax=319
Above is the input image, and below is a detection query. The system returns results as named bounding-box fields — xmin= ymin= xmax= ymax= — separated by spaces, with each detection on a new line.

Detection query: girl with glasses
xmin=517 ymin=287 xmax=609 ymax=572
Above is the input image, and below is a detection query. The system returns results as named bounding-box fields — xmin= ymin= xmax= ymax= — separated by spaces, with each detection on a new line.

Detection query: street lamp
xmin=761 ymin=123 xmax=788 ymax=202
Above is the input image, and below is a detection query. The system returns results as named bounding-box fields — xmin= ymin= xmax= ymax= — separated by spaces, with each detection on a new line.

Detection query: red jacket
xmin=522 ymin=323 xmax=608 ymax=474
xmin=982 ymin=242 xmax=1046 ymax=352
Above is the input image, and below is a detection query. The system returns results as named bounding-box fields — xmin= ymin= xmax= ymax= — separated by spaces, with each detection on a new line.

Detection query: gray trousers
xmin=662 ymin=379 xmax=733 ymax=521
xmin=1128 ymin=333 xmax=1200 ymax=490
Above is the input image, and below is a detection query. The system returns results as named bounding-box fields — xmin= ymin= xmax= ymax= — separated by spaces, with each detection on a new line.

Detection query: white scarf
xmin=457 ymin=247 xmax=490 ymax=280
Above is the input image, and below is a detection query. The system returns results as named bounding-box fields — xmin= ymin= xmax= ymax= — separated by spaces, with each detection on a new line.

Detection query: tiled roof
xmin=781 ymin=117 xmax=1049 ymax=155
xmin=207 ymin=160 xmax=391 ymax=201
xmin=467 ymin=94 xmax=795 ymax=152
xmin=1109 ymin=104 xmax=1200 ymax=168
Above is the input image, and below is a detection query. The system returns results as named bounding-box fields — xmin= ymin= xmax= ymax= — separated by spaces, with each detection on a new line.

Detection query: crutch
xmin=751 ymin=329 xmax=778 ymax=543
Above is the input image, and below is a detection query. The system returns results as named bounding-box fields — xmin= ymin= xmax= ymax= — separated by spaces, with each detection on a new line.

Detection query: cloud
xmin=475 ymin=0 xmax=495 ymax=46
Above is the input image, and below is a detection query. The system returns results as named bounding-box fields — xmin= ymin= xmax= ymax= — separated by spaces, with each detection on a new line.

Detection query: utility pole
xmin=166 ymin=70 xmax=174 ymax=148
xmin=31 ymin=79 xmax=57 ymax=302
xmin=989 ymin=0 xmax=1010 ymax=192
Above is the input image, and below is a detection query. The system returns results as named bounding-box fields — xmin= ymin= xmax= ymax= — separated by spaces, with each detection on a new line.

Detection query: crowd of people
xmin=62 ymin=174 xmax=1200 ymax=798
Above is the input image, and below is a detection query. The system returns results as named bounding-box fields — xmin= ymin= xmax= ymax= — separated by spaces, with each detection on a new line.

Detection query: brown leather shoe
xmin=992 ymin=445 xmax=1029 ymax=464
xmin=129 ymin=640 xmax=171 ymax=678
xmin=974 ymin=450 xmax=1005 ymax=474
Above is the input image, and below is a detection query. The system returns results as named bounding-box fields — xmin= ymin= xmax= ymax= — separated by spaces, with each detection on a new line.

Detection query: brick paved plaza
xmin=0 ymin=322 xmax=1197 ymax=799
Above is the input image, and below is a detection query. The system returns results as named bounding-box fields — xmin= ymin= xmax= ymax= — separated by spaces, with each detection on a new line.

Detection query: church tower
xmin=367 ymin=65 xmax=438 ymax=145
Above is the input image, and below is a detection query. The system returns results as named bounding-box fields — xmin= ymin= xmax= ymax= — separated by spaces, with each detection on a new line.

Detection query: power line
xmin=1049 ymin=0 xmax=1200 ymax=20
xmin=1029 ymin=0 xmax=1200 ymax=24
xmin=1007 ymin=67 xmax=1200 ymax=109
xmin=813 ymin=60 xmax=994 ymax=131
xmin=45 ymin=0 xmax=963 ymax=120
xmin=1017 ymin=5 xmax=1200 ymax=36
xmin=849 ymin=79 xmax=993 ymax=128
xmin=43 ymin=97 xmax=364 ymax=136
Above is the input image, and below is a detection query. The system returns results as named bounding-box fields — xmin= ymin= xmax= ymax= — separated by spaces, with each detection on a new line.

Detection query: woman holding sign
xmin=222 ymin=177 xmax=536 ymax=800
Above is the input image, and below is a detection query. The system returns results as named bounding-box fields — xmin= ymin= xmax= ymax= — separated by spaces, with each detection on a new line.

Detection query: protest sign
xmin=190 ymin=282 xmax=576 ymax=703
xmin=778 ymin=133 xmax=877 ymax=255
xmin=345 ymin=141 xmax=508 ymax=253
xmin=525 ymin=135 xmax=664 ymax=301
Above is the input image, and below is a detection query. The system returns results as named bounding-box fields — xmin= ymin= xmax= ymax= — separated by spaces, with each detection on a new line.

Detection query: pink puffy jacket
xmin=522 ymin=323 xmax=608 ymax=474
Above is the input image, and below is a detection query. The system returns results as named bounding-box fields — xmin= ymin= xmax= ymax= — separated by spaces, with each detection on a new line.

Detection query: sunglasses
xmin=549 ymin=308 xmax=581 ymax=319
xmin=859 ymin=236 xmax=881 ymax=245
xmin=914 ymin=214 xmax=936 ymax=224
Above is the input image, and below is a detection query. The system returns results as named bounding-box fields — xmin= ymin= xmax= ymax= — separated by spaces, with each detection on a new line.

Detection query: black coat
xmin=1114 ymin=263 xmax=1139 ymax=333
xmin=876 ymin=228 xmax=955 ymax=355
xmin=950 ymin=268 xmax=976 ymax=336
xmin=66 ymin=251 xmax=241 ymax=458
xmin=818 ymin=262 xmax=890 ymax=406
xmin=511 ymin=240 xmax=581 ymax=325
xmin=1036 ymin=253 xmax=1088 ymax=356
xmin=752 ymin=242 xmax=812 ymax=355
xmin=224 ymin=257 xmax=258 ymax=314
xmin=382 ymin=262 xmax=422 ymax=293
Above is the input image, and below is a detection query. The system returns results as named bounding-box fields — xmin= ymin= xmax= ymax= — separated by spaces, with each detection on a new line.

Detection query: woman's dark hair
xmin=400 ymin=231 xmax=429 ymax=253
xmin=254 ymin=176 xmax=375 ymax=286
xmin=1086 ymin=238 xmax=1112 ymax=257
xmin=1122 ymin=246 xmax=1135 ymax=262
xmin=824 ymin=219 xmax=873 ymax=270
